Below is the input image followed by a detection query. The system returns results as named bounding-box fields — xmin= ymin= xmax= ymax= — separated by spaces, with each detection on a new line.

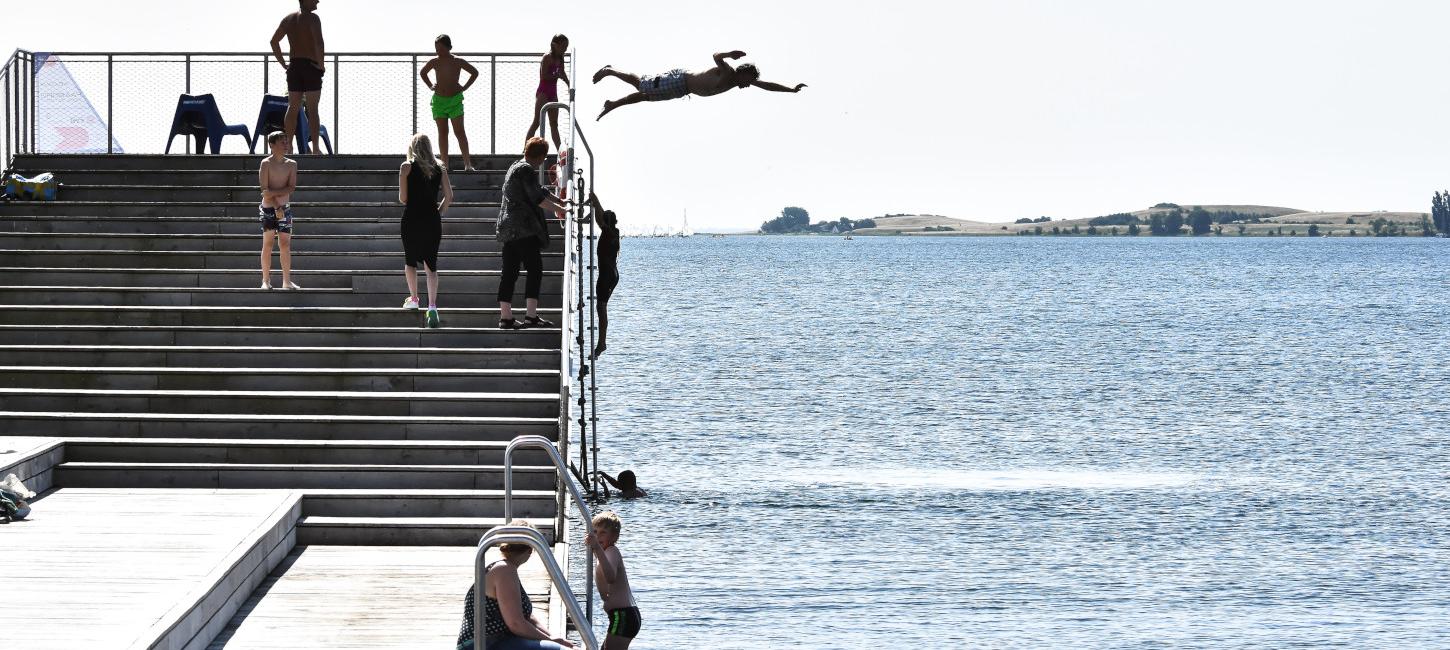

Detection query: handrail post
xmin=106 ymin=55 xmax=113 ymax=154
xmin=332 ymin=54 xmax=339 ymax=153
xmin=488 ymin=55 xmax=497 ymax=155
xmin=4 ymin=62 xmax=11 ymax=165
xmin=184 ymin=54 xmax=191 ymax=154
xmin=411 ymin=54 xmax=418 ymax=137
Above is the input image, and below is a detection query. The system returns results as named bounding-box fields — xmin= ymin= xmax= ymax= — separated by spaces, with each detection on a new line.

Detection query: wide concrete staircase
xmin=0 ymin=153 xmax=576 ymax=647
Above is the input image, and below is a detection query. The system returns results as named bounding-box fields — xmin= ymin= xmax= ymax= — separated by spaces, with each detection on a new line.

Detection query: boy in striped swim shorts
xmin=592 ymin=50 xmax=807 ymax=120
xmin=586 ymin=511 xmax=642 ymax=648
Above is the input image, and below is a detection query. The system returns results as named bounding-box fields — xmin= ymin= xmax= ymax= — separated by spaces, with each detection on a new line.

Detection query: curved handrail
xmin=503 ymin=434 xmax=596 ymax=626
xmin=474 ymin=527 xmax=599 ymax=650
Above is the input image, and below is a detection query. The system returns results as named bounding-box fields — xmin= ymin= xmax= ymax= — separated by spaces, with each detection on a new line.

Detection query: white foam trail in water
xmin=800 ymin=468 xmax=1200 ymax=491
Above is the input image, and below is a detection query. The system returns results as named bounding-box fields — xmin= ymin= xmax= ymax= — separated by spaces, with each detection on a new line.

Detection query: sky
xmin=5 ymin=0 xmax=1450 ymax=231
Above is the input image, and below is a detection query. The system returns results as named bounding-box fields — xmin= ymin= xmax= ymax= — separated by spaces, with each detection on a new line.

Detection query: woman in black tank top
xmin=398 ymin=134 xmax=453 ymax=328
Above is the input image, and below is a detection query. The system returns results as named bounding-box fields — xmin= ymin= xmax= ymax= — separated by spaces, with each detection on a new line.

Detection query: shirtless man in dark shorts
xmin=592 ymin=50 xmax=805 ymax=120
xmin=270 ymin=0 xmax=325 ymax=154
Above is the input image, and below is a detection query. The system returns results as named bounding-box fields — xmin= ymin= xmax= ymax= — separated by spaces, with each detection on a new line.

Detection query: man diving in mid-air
xmin=593 ymin=50 xmax=806 ymax=120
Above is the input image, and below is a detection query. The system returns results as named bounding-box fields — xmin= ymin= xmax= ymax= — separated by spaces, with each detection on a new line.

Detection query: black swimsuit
xmin=401 ymin=163 xmax=443 ymax=270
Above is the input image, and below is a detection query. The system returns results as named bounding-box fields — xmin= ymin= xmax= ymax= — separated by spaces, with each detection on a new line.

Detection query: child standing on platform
xmin=258 ymin=131 xmax=300 ymax=289
xmin=421 ymin=34 xmax=479 ymax=171
xmin=399 ymin=134 xmax=453 ymax=328
xmin=527 ymin=34 xmax=571 ymax=151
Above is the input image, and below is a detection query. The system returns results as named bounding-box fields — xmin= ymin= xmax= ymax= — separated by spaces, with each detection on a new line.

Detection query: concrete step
xmin=0 ymin=201 xmax=502 ymax=219
xmin=32 ymin=169 xmax=507 ymax=186
xmin=0 ymin=216 xmax=549 ymax=237
xmin=0 ymin=284 xmax=563 ymax=308
xmin=296 ymin=516 xmax=557 ymax=546
xmin=0 ymin=231 xmax=565 ymax=252
xmin=54 ymin=461 xmax=560 ymax=490
xmin=0 ymin=345 xmax=559 ymax=370
xmin=57 ymin=185 xmax=502 ymax=203
xmin=0 ymin=324 xmax=561 ymax=348
xmin=0 ymin=249 xmax=563 ymax=271
xmin=0 ymin=305 xmax=564 ymax=328
xmin=62 ymin=438 xmax=558 ymax=466
xmin=11 ymin=153 xmax=530 ymax=172
xmin=0 ymin=268 xmax=565 ymax=291
xmin=0 ymin=388 xmax=561 ymax=418
xmin=0 ymin=366 xmax=560 ymax=393
xmin=0 ymin=411 xmax=558 ymax=440
xmin=301 ymin=489 xmax=558 ymax=518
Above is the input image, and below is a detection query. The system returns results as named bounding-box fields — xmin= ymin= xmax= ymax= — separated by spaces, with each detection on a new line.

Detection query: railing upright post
xmin=263 ymin=54 xmax=269 ymax=97
xmin=106 ymin=55 xmax=113 ymax=154
xmin=28 ymin=52 xmax=36 ymax=153
xmin=5 ymin=64 xmax=11 ymax=165
xmin=185 ymin=55 xmax=192 ymax=154
xmin=411 ymin=55 xmax=418 ymax=137
xmin=332 ymin=54 xmax=339 ymax=153
xmin=489 ymin=55 xmax=496 ymax=155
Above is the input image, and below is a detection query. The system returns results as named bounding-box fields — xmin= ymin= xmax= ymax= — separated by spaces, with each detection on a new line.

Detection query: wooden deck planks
xmin=0 ymin=488 xmax=297 ymax=648
xmin=208 ymin=546 xmax=557 ymax=649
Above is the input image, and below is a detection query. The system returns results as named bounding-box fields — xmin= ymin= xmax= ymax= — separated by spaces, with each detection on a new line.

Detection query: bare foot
xmin=593 ymin=342 xmax=606 ymax=358
xmin=592 ymin=65 xmax=612 ymax=84
xmin=597 ymin=100 xmax=618 ymax=121
xmin=463 ymin=164 xmax=476 ymax=172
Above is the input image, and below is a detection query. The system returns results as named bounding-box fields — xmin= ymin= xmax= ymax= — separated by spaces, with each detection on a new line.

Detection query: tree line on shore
xmin=759 ymin=207 xmax=876 ymax=234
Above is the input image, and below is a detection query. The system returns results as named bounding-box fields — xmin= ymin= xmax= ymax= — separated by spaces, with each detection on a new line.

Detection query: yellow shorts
xmin=431 ymin=93 xmax=464 ymax=120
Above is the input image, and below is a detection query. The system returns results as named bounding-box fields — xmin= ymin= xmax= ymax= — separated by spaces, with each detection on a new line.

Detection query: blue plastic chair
xmin=250 ymin=94 xmax=333 ymax=155
xmin=165 ymin=94 xmax=252 ymax=155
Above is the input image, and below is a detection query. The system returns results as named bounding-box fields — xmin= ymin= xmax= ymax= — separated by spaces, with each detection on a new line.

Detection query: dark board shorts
xmin=287 ymin=58 xmax=325 ymax=93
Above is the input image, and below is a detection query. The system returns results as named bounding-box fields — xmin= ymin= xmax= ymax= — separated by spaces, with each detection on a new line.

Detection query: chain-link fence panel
xmin=16 ymin=52 xmax=568 ymax=156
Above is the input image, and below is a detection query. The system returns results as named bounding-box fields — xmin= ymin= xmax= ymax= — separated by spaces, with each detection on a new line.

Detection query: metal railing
xmin=474 ymin=526 xmax=599 ymax=650
xmin=3 ymin=50 xmax=571 ymax=157
xmin=2 ymin=49 xmax=37 ymax=170
xmin=500 ymin=435 xmax=597 ymax=629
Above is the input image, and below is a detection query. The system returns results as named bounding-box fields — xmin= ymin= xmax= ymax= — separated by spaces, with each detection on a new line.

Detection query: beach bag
xmin=3 ymin=172 xmax=60 ymax=201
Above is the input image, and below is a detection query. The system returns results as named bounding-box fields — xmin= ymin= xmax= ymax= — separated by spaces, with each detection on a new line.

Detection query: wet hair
xmin=600 ymin=210 xmax=618 ymax=229
xmin=499 ymin=519 xmax=540 ymax=557
xmin=592 ymin=511 xmax=622 ymax=536
xmin=407 ymin=133 xmax=441 ymax=179
xmin=736 ymin=64 xmax=760 ymax=82
xmin=436 ymin=34 xmax=452 ymax=51
xmin=266 ymin=131 xmax=287 ymax=147
xmin=617 ymin=470 xmax=637 ymax=490
xmin=551 ymin=34 xmax=569 ymax=51
xmin=524 ymin=136 xmax=549 ymax=159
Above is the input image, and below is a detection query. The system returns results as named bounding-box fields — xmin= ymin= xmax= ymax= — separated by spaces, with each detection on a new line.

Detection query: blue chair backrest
xmin=172 ymin=94 xmax=224 ymax=134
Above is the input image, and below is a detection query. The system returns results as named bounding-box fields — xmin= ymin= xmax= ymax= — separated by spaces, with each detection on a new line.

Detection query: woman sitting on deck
xmin=456 ymin=520 xmax=574 ymax=649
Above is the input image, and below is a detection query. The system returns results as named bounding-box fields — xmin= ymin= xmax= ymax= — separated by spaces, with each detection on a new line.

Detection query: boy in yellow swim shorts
xmin=421 ymin=35 xmax=479 ymax=171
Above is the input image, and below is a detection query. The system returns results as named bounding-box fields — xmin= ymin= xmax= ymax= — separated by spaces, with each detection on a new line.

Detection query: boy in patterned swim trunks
xmin=421 ymin=34 xmax=480 ymax=171
xmin=586 ymin=511 xmax=642 ymax=649
xmin=258 ymin=132 xmax=301 ymax=290
xmin=592 ymin=50 xmax=807 ymax=120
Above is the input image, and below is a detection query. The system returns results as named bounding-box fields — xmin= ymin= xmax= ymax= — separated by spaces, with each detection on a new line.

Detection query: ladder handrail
xmin=502 ymin=434 xmax=597 ymax=627
xmin=475 ymin=527 xmax=600 ymax=650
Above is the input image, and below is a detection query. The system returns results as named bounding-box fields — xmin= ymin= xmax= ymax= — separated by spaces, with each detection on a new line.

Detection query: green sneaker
xmin=425 ymin=308 xmax=440 ymax=329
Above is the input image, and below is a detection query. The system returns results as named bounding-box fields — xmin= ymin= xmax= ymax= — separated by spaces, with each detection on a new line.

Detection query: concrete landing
xmin=208 ymin=546 xmax=562 ymax=649
xmin=0 ymin=488 xmax=299 ymax=649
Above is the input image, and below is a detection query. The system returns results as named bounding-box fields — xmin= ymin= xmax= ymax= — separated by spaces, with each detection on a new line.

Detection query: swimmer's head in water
xmin=592 ymin=511 xmax=622 ymax=538
xmin=735 ymin=64 xmax=760 ymax=87
xmin=551 ymin=34 xmax=569 ymax=56
xmin=499 ymin=519 xmax=539 ymax=558
xmin=523 ymin=137 xmax=550 ymax=164
xmin=435 ymin=35 xmax=452 ymax=54
xmin=617 ymin=470 xmax=638 ymax=490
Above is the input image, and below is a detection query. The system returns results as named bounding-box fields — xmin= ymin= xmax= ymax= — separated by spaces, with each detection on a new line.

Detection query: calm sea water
xmin=567 ymin=236 xmax=1449 ymax=648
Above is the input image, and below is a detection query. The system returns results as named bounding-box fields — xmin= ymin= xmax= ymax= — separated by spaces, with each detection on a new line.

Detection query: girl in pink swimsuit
xmin=527 ymin=34 xmax=570 ymax=151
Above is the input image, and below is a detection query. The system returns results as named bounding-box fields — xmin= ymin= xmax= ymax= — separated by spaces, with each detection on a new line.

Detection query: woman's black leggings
xmin=498 ymin=238 xmax=544 ymax=303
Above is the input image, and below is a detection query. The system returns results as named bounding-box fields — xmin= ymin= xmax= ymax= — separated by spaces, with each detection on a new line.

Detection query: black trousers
xmin=498 ymin=238 xmax=544 ymax=303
